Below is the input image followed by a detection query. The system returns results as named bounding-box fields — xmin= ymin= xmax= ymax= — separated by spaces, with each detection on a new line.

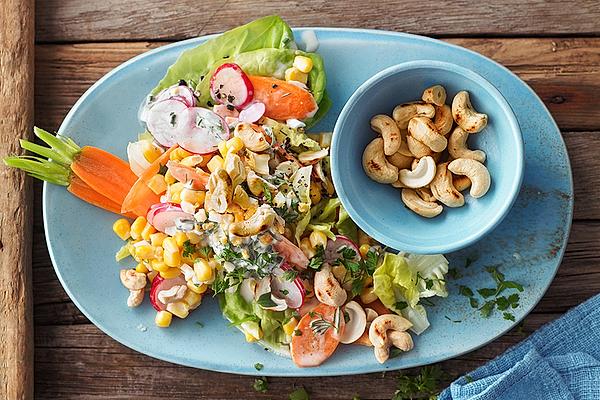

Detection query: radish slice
xmin=238 ymin=102 xmax=265 ymax=123
xmin=210 ymin=63 xmax=254 ymax=109
xmin=271 ymin=265 xmax=305 ymax=309
xmin=298 ymin=296 xmax=320 ymax=316
xmin=272 ymin=234 xmax=309 ymax=269
xmin=213 ymin=104 xmax=240 ymax=119
xmin=176 ymin=107 xmax=230 ymax=154
xmin=146 ymin=99 xmax=189 ymax=147
xmin=148 ymin=203 xmax=194 ymax=233
xmin=325 ymin=235 xmax=361 ymax=264
xmin=155 ymin=84 xmax=196 ymax=107
xmin=150 ymin=275 xmax=186 ymax=311
xmin=146 ymin=203 xmax=179 ymax=225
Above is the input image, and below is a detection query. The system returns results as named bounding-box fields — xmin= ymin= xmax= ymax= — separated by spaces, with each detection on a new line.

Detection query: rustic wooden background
xmin=32 ymin=1 xmax=600 ymax=398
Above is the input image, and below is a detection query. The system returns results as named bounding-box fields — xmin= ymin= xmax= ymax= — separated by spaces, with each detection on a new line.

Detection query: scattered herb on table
xmin=195 ymin=321 xmax=204 ymax=328
xmin=392 ymin=365 xmax=445 ymax=400
xmin=289 ymin=386 xmax=309 ymax=400
xmin=254 ymin=362 xmax=263 ymax=371
xmin=253 ymin=377 xmax=268 ymax=393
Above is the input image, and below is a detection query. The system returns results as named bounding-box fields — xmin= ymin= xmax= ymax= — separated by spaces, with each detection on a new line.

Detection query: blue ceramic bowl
xmin=331 ymin=60 xmax=524 ymax=254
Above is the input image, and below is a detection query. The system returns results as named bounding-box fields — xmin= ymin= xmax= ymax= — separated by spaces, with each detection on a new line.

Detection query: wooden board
xmin=35 ymin=0 xmax=600 ymax=42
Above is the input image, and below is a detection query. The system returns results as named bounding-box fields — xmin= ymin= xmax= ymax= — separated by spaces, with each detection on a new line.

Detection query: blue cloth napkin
xmin=440 ymin=293 xmax=600 ymax=400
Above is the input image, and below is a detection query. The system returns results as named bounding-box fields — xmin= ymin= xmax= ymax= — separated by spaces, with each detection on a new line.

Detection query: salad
xmin=4 ymin=16 xmax=449 ymax=367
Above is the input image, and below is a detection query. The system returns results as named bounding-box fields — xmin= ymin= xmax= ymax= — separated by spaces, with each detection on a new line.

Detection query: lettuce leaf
xmin=152 ymin=15 xmax=294 ymax=94
xmin=402 ymin=253 xmax=449 ymax=298
xmin=262 ymin=117 xmax=321 ymax=151
xmin=401 ymin=304 xmax=430 ymax=335
xmin=373 ymin=253 xmax=420 ymax=309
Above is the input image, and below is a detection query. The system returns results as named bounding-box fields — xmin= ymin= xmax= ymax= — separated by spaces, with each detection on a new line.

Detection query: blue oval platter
xmin=44 ymin=28 xmax=573 ymax=376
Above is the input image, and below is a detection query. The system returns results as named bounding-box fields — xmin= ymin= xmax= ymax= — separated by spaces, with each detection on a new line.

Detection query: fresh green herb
xmin=293 ymin=329 xmax=302 ymax=336
xmin=486 ymin=266 xmax=505 ymax=284
xmin=425 ymin=279 xmax=434 ymax=290
xmin=420 ymin=298 xmax=435 ymax=307
xmin=182 ymin=240 xmax=195 ymax=257
xmin=447 ymin=267 xmax=462 ymax=280
xmin=501 ymin=281 xmax=524 ymax=292
xmin=464 ymin=257 xmax=474 ymax=268
xmin=477 ymin=288 xmax=497 ymax=298
xmin=479 ymin=301 xmax=496 ymax=318
xmin=274 ymin=199 xmax=300 ymax=223
xmin=254 ymin=363 xmax=263 ymax=371
xmin=469 ymin=297 xmax=479 ymax=309
xmin=308 ymin=244 xmax=325 ymax=270
xmin=219 ymin=243 xmax=242 ymax=262
xmin=343 ymin=310 xmax=350 ymax=323
xmin=257 ymin=292 xmax=277 ymax=308
xmin=282 ymin=269 xmax=299 ymax=281
xmin=444 ymin=315 xmax=462 ymax=323
xmin=158 ymin=163 xmax=168 ymax=175
xmin=195 ymin=321 xmax=204 ymax=328
xmin=253 ymin=377 xmax=268 ymax=393
xmin=289 ymin=386 xmax=309 ymax=400
xmin=363 ymin=249 xmax=378 ymax=275
xmin=279 ymin=289 xmax=289 ymax=296
xmin=503 ymin=312 xmax=516 ymax=322
xmin=395 ymin=301 xmax=408 ymax=311
xmin=458 ymin=286 xmax=474 ymax=297
xmin=198 ymin=246 xmax=212 ymax=259
xmin=262 ymin=183 xmax=273 ymax=204
xmin=392 ymin=366 xmax=445 ymax=400
xmin=211 ymin=274 xmax=229 ymax=296
xmin=352 ymin=396 xmax=361 ymax=400
xmin=495 ymin=296 xmax=510 ymax=311
xmin=465 ymin=375 xmax=474 ymax=383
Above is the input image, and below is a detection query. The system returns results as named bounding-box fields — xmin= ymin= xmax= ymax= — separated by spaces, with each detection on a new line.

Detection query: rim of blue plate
xmin=331 ymin=60 xmax=525 ymax=254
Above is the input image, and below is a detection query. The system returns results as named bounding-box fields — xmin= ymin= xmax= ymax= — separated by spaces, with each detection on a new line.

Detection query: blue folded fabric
xmin=440 ymin=293 xmax=600 ymax=400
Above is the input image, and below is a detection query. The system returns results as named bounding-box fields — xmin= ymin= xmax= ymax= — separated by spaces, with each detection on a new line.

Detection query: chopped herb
xmin=395 ymin=301 xmax=408 ymax=311
xmin=254 ymin=362 xmax=263 ymax=371
xmin=469 ymin=297 xmax=479 ymax=308
xmin=308 ymin=245 xmax=325 ymax=270
xmin=351 ymin=277 xmax=365 ymax=297
xmin=289 ymin=386 xmax=309 ymax=400
xmin=393 ymin=366 xmax=444 ymax=400
xmin=495 ymin=296 xmax=510 ymax=311
xmin=477 ymin=288 xmax=497 ymax=298
xmin=389 ymin=347 xmax=405 ymax=359
xmin=503 ymin=312 xmax=516 ymax=322
xmin=198 ymin=246 xmax=212 ymax=259
xmin=502 ymin=281 xmax=524 ymax=292
xmin=282 ymin=269 xmax=299 ymax=281
xmin=464 ymin=257 xmax=474 ymax=268
xmin=459 ymin=285 xmax=474 ymax=297
xmin=169 ymin=112 xmax=177 ymax=127
xmin=445 ymin=315 xmax=462 ymax=323
xmin=182 ymin=240 xmax=195 ymax=257
xmin=158 ymin=163 xmax=168 ymax=175
xmin=211 ymin=274 xmax=229 ymax=296
xmin=219 ymin=243 xmax=242 ymax=262
xmin=226 ymin=104 xmax=235 ymax=111
xmin=420 ymin=298 xmax=435 ymax=307
xmin=309 ymin=311 xmax=339 ymax=336
xmin=262 ymin=183 xmax=273 ymax=203
xmin=293 ymin=329 xmax=302 ymax=336
xmin=465 ymin=375 xmax=474 ymax=383
xmin=253 ymin=377 xmax=268 ymax=393
xmin=207 ymin=100 xmax=213 ymax=107
xmin=272 ymin=83 xmax=278 ymax=89
xmin=364 ymin=250 xmax=378 ymax=275
xmin=462 ymin=266 xmax=524 ymax=319
xmin=447 ymin=267 xmax=462 ymax=279
xmin=279 ymin=289 xmax=289 ymax=296
xmin=425 ymin=279 xmax=434 ymax=290
xmin=195 ymin=321 xmax=204 ymax=328
xmin=343 ymin=310 xmax=350 ymax=323
xmin=486 ymin=265 xmax=505 ymax=284
xmin=257 ymin=292 xmax=277 ymax=308
xmin=479 ymin=300 xmax=496 ymax=318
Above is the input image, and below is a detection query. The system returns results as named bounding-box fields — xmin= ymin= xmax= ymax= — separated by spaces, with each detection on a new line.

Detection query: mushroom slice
xmin=339 ymin=301 xmax=368 ymax=344
xmin=398 ymin=156 xmax=436 ymax=188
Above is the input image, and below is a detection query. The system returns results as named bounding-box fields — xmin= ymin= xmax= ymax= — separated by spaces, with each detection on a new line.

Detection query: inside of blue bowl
xmin=332 ymin=63 xmax=523 ymax=253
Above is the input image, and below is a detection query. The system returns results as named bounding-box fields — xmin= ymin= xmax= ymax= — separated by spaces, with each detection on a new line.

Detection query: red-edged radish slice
xmin=127 ymin=141 xmax=151 ymax=177
xmin=166 ymin=160 xmax=209 ymax=190
xmin=339 ymin=301 xmax=367 ymax=344
xmin=213 ymin=104 xmax=240 ymax=119
xmin=210 ymin=63 xmax=254 ymax=109
xmin=149 ymin=204 xmax=194 ymax=233
xmin=325 ymin=235 xmax=361 ymax=264
xmin=238 ymin=102 xmax=265 ymax=123
xmin=298 ymin=296 xmax=320 ymax=317
xmin=146 ymin=98 xmax=189 ymax=147
xmin=155 ymin=84 xmax=196 ymax=107
xmin=271 ymin=265 xmax=305 ymax=309
xmin=146 ymin=202 xmax=172 ymax=225
xmin=176 ymin=107 xmax=230 ymax=154
xmin=150 ymin=275 xmax=186 ymax=311
xmin=272 ymin=235 xmax=309 ymax=269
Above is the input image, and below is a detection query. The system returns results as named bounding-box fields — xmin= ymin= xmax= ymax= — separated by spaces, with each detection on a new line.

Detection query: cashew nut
xmin=387 ymin=151 xmax=413 ymax=170
xmin=453 ymin=175 xmax=472 ymax=192
xmin=398 ymin=156 xmax=436 ymax=188
xmin=416 ymin=187 xmax=437 ymax=203
xmin=246 ymin=169 xmax=267 ymax=196
xmin=448 ymin=126 xmax=486 ymax=163
xmin=314 ymin=264 xmax=347 ymax=307
xmin=158 ymin=284 xmax=187 ymax=305
xmin=371 ymin=114 xmax=401 ymax=156
xmin=448 ymin=158 xmax=491 ymax=198
xmin=224 ymin=153 xmax=246 ymax=188
xmin=422 ymin=85 xmax=447 ymax=106
xmin=127 ymin=289 xmax=144 ymax=307
xmin=205 ymin=168 xmax=232 ymax=213
xmin=298 ymin=148 xmax=329 ymax=164
xmin=433 ymin=104 xmax=454 ymax=136
xmin=229 ymin=204 xmax=277 ymax=236
xmin=430 ymin=162 xmax=465 ymax=207
xmin=401 ymin=188 xmax=443 ymax=218
xmin=120 ymin=269 xmax=147 ymax=290
xmin=392 ymin=102 xmax=435 ymax=129
xmin=362 ymin=138 xmax=399 ymax=184
xmin=369 ymin=314 xmax=413 ymax=363
xmin=410 ymin=154 xmax=440 ymax=170
xmin=234 ymin=122 xmax=269 ymax=152
xmin=406 ymin=135 xmax=433 ymax=158
xmin=245 ymin=149 xmax=270 ymax=175
xmin=408 ymin=117 xmax=447 ymax=153
xmin=452 ymin=91 xmax=488 ymax=133
xmin=233 ymin=185 xmax=259 ymax=210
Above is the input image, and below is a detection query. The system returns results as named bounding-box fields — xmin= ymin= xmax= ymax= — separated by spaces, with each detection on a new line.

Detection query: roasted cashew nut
xmin=387 ymin=151 xmax=414 ymax=170
xmin=408 ymin=117 xmax=447 ymax=153
xmin=452 ymin=91 xmax=488 ymax=133
xmin=453 ymin=175 xmax=472 ymax=192
xmin=433 ymin=104 xmax=454 ymax=136
xmin=246 ymin=169 xmax=266 ymax=196
xmin=448 ymin=158 xmax=491 ymax=198
xmin=371 ymin=114 xmax=401 ymax=156
xmin=245 ymin=149 xmax=270 ymax=175
xmin=229 ymin=204 xmax=277 ymax=236
xmin=120 ymin=269 xmax=147 ymax=291
xmin=392 ymin=102 xmax=435 ymax=129
xmin=205 ymin=168 xmax=233 ymax=213
xmin=430 ymin=162 xmax=465 ymax=207
xmin=401 ymin=188 xmax=443 ymax=218
xmin=127 ymin=289 xmax=144 ymax=307
xmin=416 ymin=187 xmax=437 ymax=203
xmin=422 ymin=85 xmax=447 ymax=106
xmin=406 ymin=135 xmax=434 ymax=158
xmin=362 ymin=138 xmax=399 ymax=184
xmin=448 ymin=126 xmax=486 ymax=163
xmin=234 ymin=122 xmax=269 ymax=152
xmin=233 ymin=185 xmax=259 ymax=210
xmin=224 ymin=153 xmax=246 ymax=188
xmin=398 ymin=156 xmax=436 ymax=188
xmin=369 ymin=314 xmax=413 ymax=363
xmin=314 ymin=264 xmax=347 ymax=307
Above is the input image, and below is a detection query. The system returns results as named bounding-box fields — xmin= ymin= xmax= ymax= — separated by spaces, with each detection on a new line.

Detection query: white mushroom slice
xmin=398 ymin=156 xmax=436 ymax=188
xmin=365 ymin=308 xmax=379 ymax=323
xmin=339 ymin=301 xmax=368 ymax=344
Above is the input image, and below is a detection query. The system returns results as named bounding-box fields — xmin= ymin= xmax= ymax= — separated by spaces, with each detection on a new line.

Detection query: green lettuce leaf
xmin=262 ymin=117 xmax=321 ymax=151
xmin=401 ymin=304 xmax=430 ymax=335
xmin=152 ymin=15 xmax=294 ymax=94
xmin=373 ymin=253 xmax=420 ymax=309
xmin=402 ymin=253 xmax=449 ymax=298
xmin=335 ymin=205 xmax=358 ymax=243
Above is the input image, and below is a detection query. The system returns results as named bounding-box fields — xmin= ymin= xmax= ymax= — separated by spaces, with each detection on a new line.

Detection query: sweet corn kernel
xmin=155 ymin=310 xmax=173 ymax=327
xmin=135 ymin=262 xmax=149 ymax=274
xmin=194 ymin=259 xmax=214 ymax=282
xmin=299 ymin=237 xmax=315 ymax=259
xmin=147 ymin=174 xmax=167 ymax=195
xmin=154 ymin=246 xmax=164 ymax=259
xmin=225 ymin=137 xmax=244 ymax=154
xmin=186 ymin=231 xmax=202 ymax=245
xmin=183 ymin=290 xmax=202 ymax=309
xmin=164 ymin=170 xmax=176 ymax=185
xmin=164 ymin=250 xmax=181 ymax=267
xmin=141 ymin=223 xmax=156 ymax=241
xmin=359 ymin=244 xmax=371 ymax=258
xmin=135 ymin=244 xmax=155 ymax=260
xmin=162 ymin=237 xmax=179 ymax=253
xmin=150 ymin=232 xmax=167 ymax=247
xmin=218 ymin=141 xmax=228 ymax=158
xmin=309 ymin=230 xmax=328 ymax=249
xmin=285 ymin=67 xmax=308 ymax=84
xmin=187 ymin=281 xmax=208 ymax=294
xmin=167 ymin=301 xmax=190 ymax=319
xmin=160 ymin=267 xmax=182 ymax=279
xmin=206 ymin=155 xmax=224 ymax=172
xmin=151 ymin=260 xmax=170 ymax=273
xmin=175 ymin=231 xmax=188 ymax=247
xmin=360 ymin=287 xmax=378 ymax=304
xmin=180 ymin=155 xmax=204 ymax=167
xmin=142 ymin=142 xmax=163 ymax=163
xmin=181 ymin=188 xmax=205 ymax=205
xmin=130 ymin=216 xmax=147 ymax=240
xmin=148 ymin=270 xmax=158 ymax=283
xmin=293 ymin=55 xmax=313 ymax=73
xmin=168 ymin=182 xmax=185 ymax=204
xmin=112 ymin=219 xmax=131 ymax=240
xmin=282 ymin=317 xmax=298 ymax=336
xmin=170 ymin=147 xmax=193 ymax=161
xmin=244 ymin=331 xmax=258 ymax=342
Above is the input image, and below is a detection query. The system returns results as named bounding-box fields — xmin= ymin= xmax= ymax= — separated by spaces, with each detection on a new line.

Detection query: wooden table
xmin=26 ymin=1 xmax=600 ymax=398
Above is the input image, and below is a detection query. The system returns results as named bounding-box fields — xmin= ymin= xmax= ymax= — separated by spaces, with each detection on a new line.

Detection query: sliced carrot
xmin=71 ymin=146 xmax=138 ymax=206
xmin=67 ymin=175 xmax=136 ymax=218
xmin=139 ymin=145 xmax=177 ymax=184
xmin=290 ymin=303 xmax=342 ymax=368
xmin=166 ymin=160 xmax=209 ymax=190
xmin=248 ymin=76 xmax=318 ymax=121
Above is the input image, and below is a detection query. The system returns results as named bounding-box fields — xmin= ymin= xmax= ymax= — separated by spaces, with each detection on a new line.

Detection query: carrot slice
xmin=71 ymin=146 xmax=138 ymax=206
xmin=290 ymin=303 xmax=342 ymax=367
xmin=68 ymin=175 xmax=135 ymax=218
xmin=248 ymin=76 xmax=318 ymax=121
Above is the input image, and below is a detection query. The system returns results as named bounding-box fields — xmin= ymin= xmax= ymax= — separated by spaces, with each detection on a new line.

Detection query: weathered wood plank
xmin=35 ymin=0 xmax=600 ymax=42
xmin=34 ymin=38 xmax=600 ymax=134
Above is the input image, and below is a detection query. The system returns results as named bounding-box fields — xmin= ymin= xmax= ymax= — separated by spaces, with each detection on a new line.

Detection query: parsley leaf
xmin=254 ymin=363 xmax=263 ymax=371
xmin=218 ymin=243 xmax=241 ymax=262
xmin=479 ymin=301 xmax=496 ymax=318
xmin=395 ymin=301 xmax=408 ymax=311
xmin=253 ymin=377 xmax=268 ymax=393
xmin=364 ymin=250 xmax=378 ymax=275
xmin=289 ymin=387 xmax=309 ymax=400
xmin=262 ymin=183 xmax=273 ymax=204
xmin=282 ymin=269 xmax=299 ymax=281
xmin=393 ymin=366 xmax=444 ymax=400
xmin=477 ymin=288 xmax=497 ymax=298
xmin=469 ymin=297 xmax=479 ymax=308
xmin=257 ymin=292 xmax=277 ymax=308
xmin=182 ymin=240 xmax=195 ymax=257
xmin=459 ymin=285 xmax=474 ymax=297
xmin=211 ymin=274 xmax=229 ymax=296
xmin=308 ymin=245 xmax=325 ymax=270
xmin=198 ymin=246 xmax=212 ymax=259
xmin=503 ymin=312 xmax=516 ymax=322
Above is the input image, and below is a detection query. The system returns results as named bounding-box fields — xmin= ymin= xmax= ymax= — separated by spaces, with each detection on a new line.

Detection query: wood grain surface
xmin=0 ymin=0 xmax=35 ymax=399
xmin=25 ymin=1 xmax=600 ymax=398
